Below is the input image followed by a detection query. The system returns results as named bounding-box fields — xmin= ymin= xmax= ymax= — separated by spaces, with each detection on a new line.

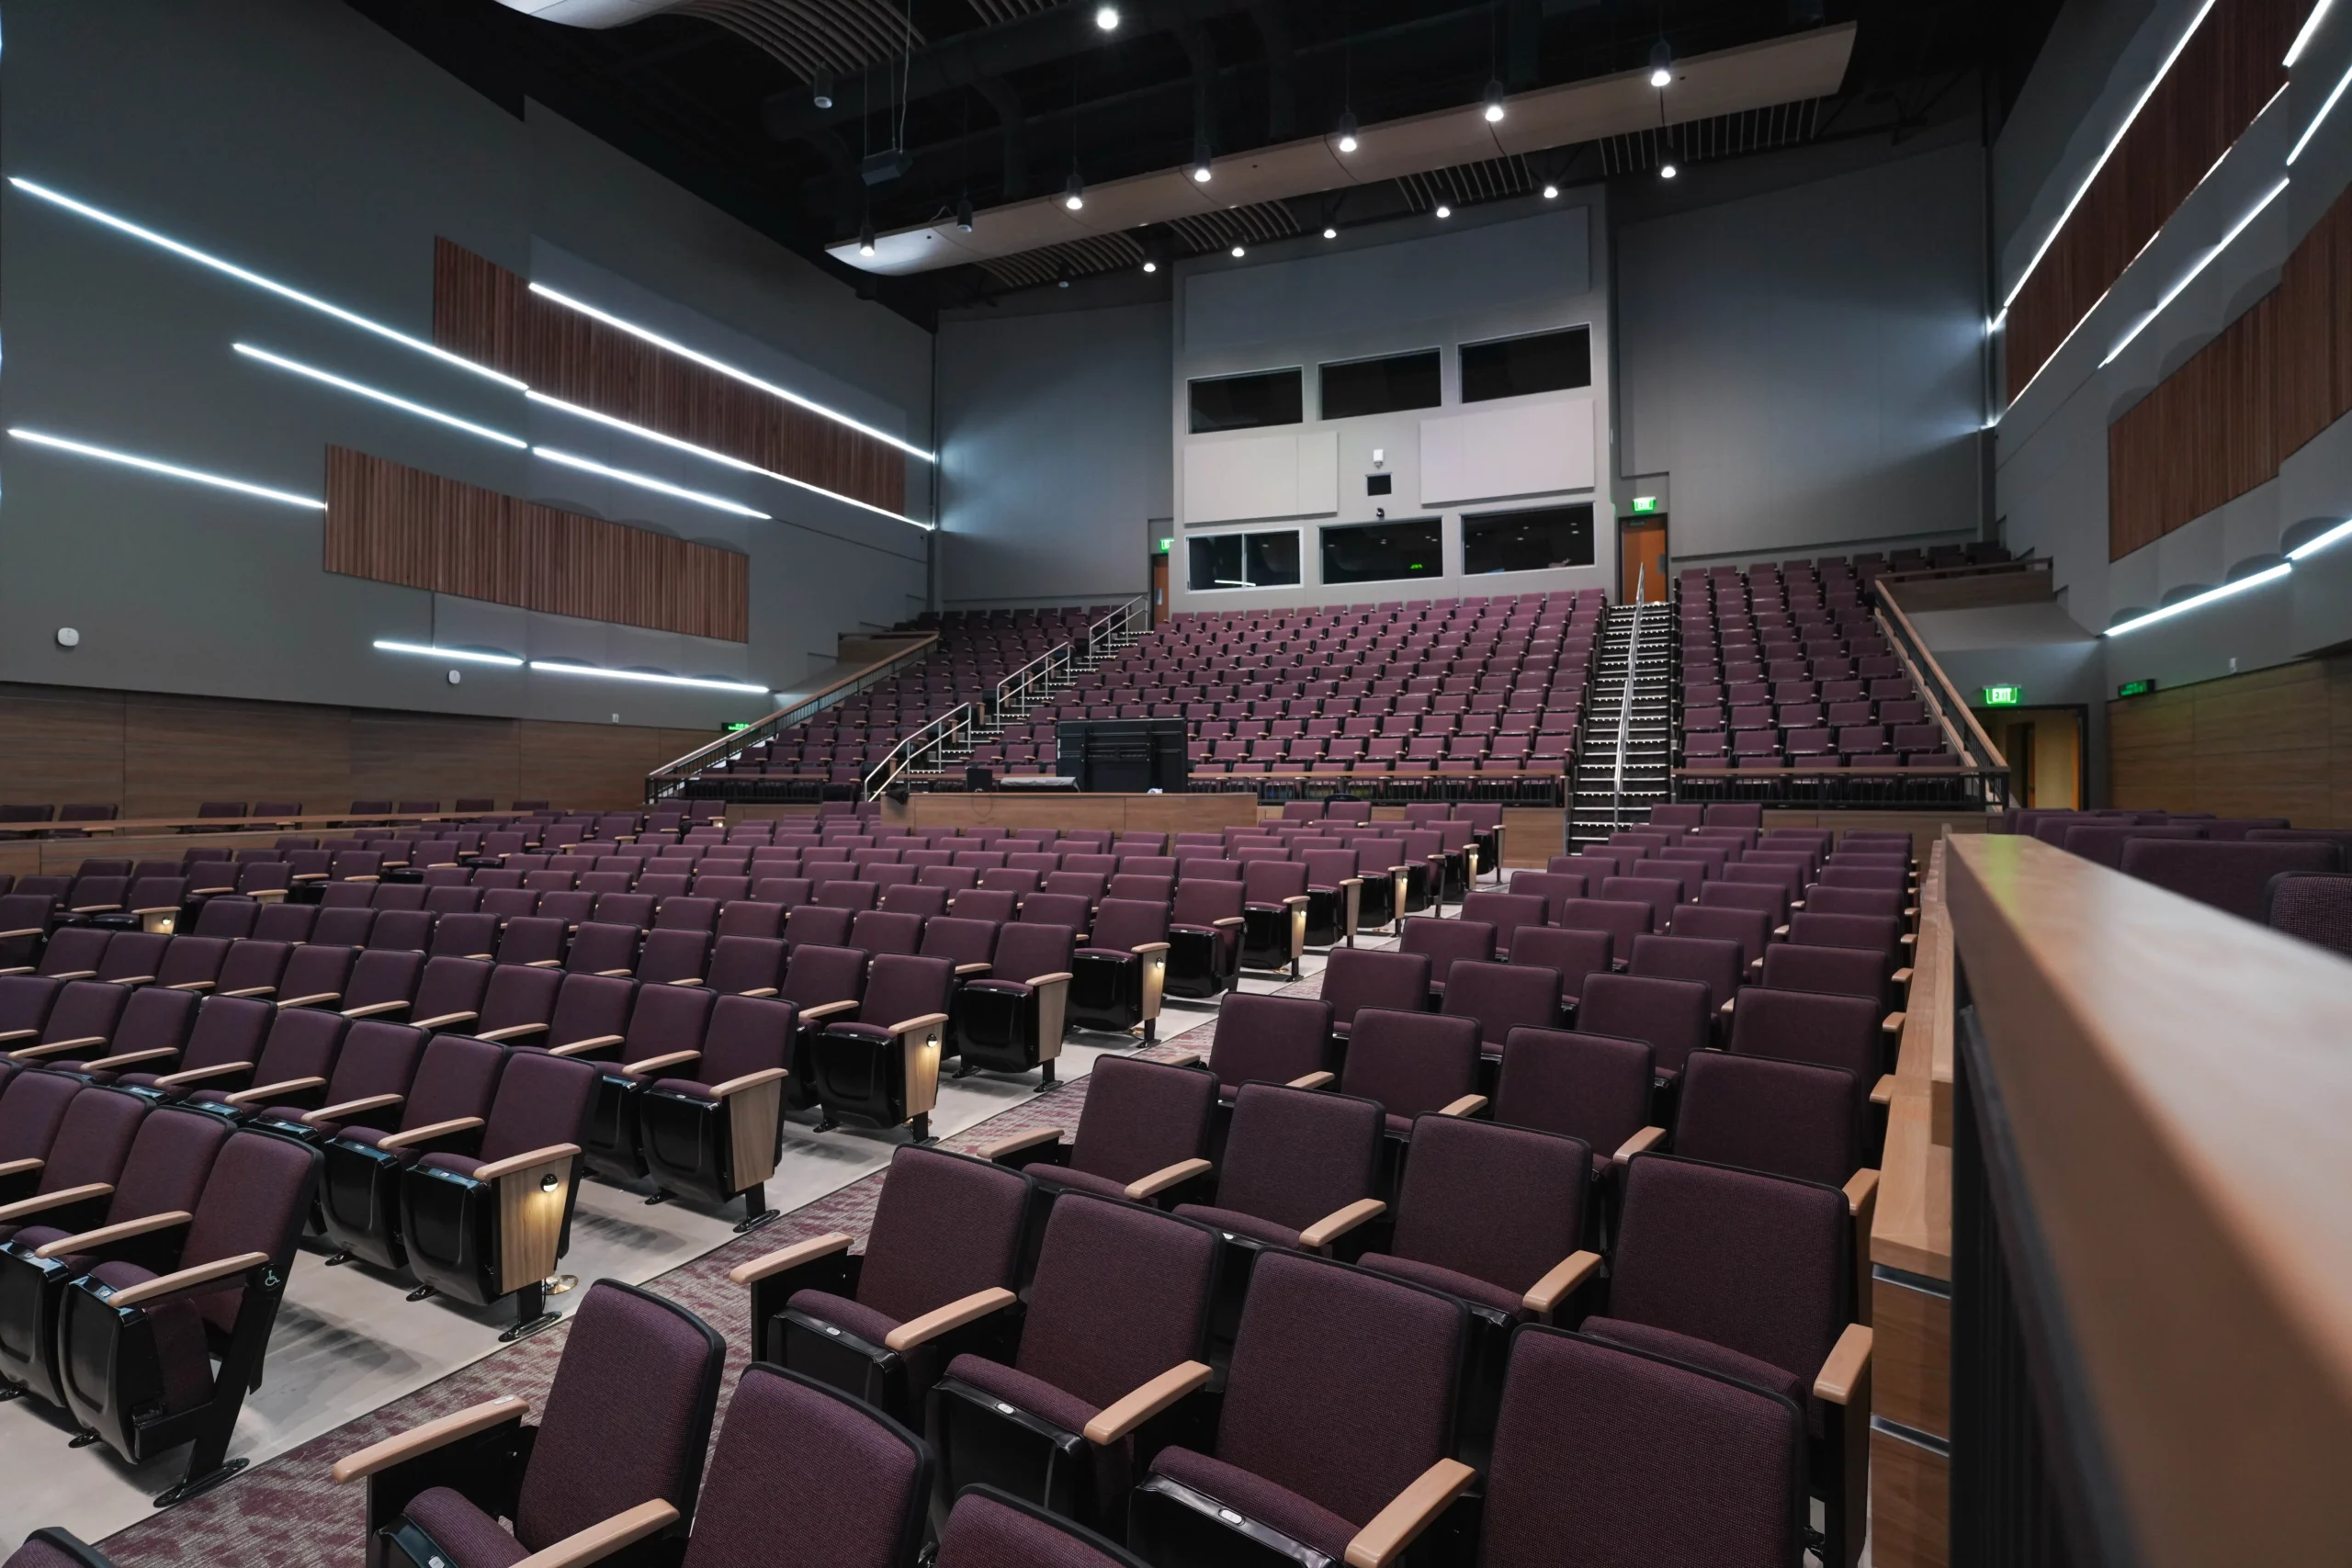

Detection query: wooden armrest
xmin=1211 ymin=917 xmax=1244 ymax=929
xmin=413 ymin=1010 xmax=481 ymax=1031
xmin=620 ymin=1050 xmax=701 ymax=1078
xmin=1892 ymin=966 xmax=1913 ymax=986
xmin=1845 ymin=1168 xmax=1880 ymax=1218
xmin=1125 ymin=1157 xmax=1212 ymax=1201
xmin=1287 ymin=1070 xmax=1336 ymax=1089
xmin=76 ymin=1046 xmax=177 ymax=1071
xmin=1437 ymin=1094 xmax=1487 ymax=1117
xmin=1082 ymin=1359 xmax=1213 ymax=1445
xmin=0 ymin=1027 xmax=35 ymax=1043
xmin=9 ymin=1035 xmax=110 ymax=1060
xmin=737 ymin=987 xmax=778 ymax=998
xmin=154 ymin=1059 xmax=254 ymax=1088
xmin=526 ymin=958 xmax=562 ymax=967
xmin=883 ymin=1285 xmax=1017 ymax=1351
xmin=1773 ymin=923 xmax=1790 ymax=937
xmin=708 ymin=1066 xmax=789 ymax=1098
xmin=1870 ymin=1074 xmax=1896 ymax=1107
xmin=333 ymin=1395 xmax=532 ymax=1483
xmin=1612 ymin=1125 xmax=1666 ymax=1164
xmin=476 ymin=1143 xmax=580 ymax=1183
xmin=1160 ymin=1050 xmax=1204 ymax=1069
xmin=224 ymin=1075 xmax=327 ymax=1108
xmin=48 ymin=970 xmax=97 ymax=981
xmin=277 ymin=991 xmax=344 ymax=1010
xmin=1025 ymin=971 xmax=1075 ymax=987
xmin=506 ymin=1499 xmax=680 ymax=1568
xmin=953 ymin=962 xmax=992 ymax=976
xmin=797 ymin=999 xmax=859 ymax=1022
xmin=982 ymin=1127 xmax=1065 ymax=1161
xmin=36 ymin=1209 xmax=191 ymax=1258
xmin=1814 ymin=1322 xmax=1873 ymax=1405
xmin=729 ymin=1231 xmax=853 ymax=1284
xmin=594 ymin=968 xmax=635 ymax=978
xmin=1522 ymin=1249 xmax=1603 ymax=1317
xmin=1281 ymin=896 xmax=1310 ymax=908
xmin=1298 ymin=1197 xmax=1385 ymax=1250
xmin=0 ymin=1156 xmax=43 ymax=1178
xmin=475 ymin=1021 xmax=548 ymax=1042
xmin=1720 ymin=998 xmax=1736 ymax=1015
xmin=220 ymin=984 xmax=277 ymax=998
xmin=887 ymin=1011 xmax=950 ymax=1036
xmin=100 ymin=1247 xmax=267 ymax=1307
xmin=375 ymin=1115 xmax=484 ymax=1151
xmin=0 ymin=928 xmax=47 ymax=941
xmin=341 ymin=1000 xmax=411 ymax=1020
xmin=166 ymin=979 xmax=217 ymax=991
xmin=1899 ymin=932 xmax=1916 ymax=946
xmin=1882 ymin=1010 xmax=1906 ymax=1036
xmin=1344 ymin=1459 xmax=1478 ymax=1568
xmin=546 ymin=1034 xmax=626 ymax=1057
xmin=1130 ymin=942 xmax=1171 ymax=955
xmin=305 ymin=1093 xmax=403 ymax=1126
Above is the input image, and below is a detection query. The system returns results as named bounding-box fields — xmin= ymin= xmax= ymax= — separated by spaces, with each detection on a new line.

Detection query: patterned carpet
xmin=92 ymin=976 xmax=1316 ymax=1565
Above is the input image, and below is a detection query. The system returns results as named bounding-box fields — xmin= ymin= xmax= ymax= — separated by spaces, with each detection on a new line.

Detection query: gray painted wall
xmin=0 ymin=0 xmax=933 ymax=733
xmin=935 ymin=300 xmax=1170 ymax=610
xmin=1616 ymin=134 xmax=1989 ymax=564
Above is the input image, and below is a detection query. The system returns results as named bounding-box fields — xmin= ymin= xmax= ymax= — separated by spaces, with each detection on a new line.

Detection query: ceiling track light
xmin=1323 ymin=226 xmax=1339 ymax=240
xmin=811 ymin=68 xmax=834 ymax=109
xmin=1483 ymin=78 xmax=1507 ymax=123
xmin=956 ymin=193 xmax=975 ymax=232
xmin=1649 ymin=39 xmax=1674 ymax=88
xmin=1434 ymin=203 xmax=1453 ymax=219
xmin=1335 ymin=111 xmax=1359 ymax=153
xmin=1063 ymin=168 xmax=1085 ymax=211
xmin=1230 ymin=244 xmax=1246 ymax=258
xmin=857 ymin=218 xmax=876 ymax=257
xmin=1543 ymin=184 xmax=1560 ymax=199
xmin=1660 ymin=160 xmax=1679 ymax=180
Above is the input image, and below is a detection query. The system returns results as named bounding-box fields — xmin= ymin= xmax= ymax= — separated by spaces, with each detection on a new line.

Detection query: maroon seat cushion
xmin=1150 ymin=1446 xmax=1357 ymax=1560
xmin=404 ymin=1485 xmax=530 ymax=1568
xmin=415 ymin=1149 xmax=488 ymax=1179
xmin=1354 ymin=1251 xmax=1528 ymax=1319
xmin=786 ymin=1285 xmax=943 ymax=1390
xmin=1026 ymin=1164 xmax=1132 ymax=1202
xmin=1170 ymin=1202 xmax=1301 ymax=1249
xmin=86 ymin=1258 xmax=213 ymax=1416
xmin=1579 ymin=1316 xmax=1806 ymax=1408
xmin=946 ymin=1352 xmax=1100 ymax=1436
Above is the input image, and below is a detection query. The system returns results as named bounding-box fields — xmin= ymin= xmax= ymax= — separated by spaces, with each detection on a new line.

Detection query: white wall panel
xmin=1182 ymin=430 xmax=1339 ymax=524
xmin=1419 ymin=399 xmax=1594 ymax=507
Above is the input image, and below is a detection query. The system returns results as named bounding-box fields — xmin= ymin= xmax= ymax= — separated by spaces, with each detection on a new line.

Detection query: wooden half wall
xmin=323 ymin=447 xmax=750 ymax=642
xmin=0 ymin=680 xmax=709 ymax=818
xmin=431 ymin=239 xmax=907 ymax=516
xmin=2108 ymin=652 xmax=2352 ymax=824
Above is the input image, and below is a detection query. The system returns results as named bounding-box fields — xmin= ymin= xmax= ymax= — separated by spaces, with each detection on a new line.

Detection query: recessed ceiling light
xmin=1230 ymin=244 xmax=1246 ymax=258
xmin=1434 ymin=204 xmax=1453 ymax=219
xmin=1659 ymin=162 xmax=1679 ymax=180
xmin=1322 ymin=226 xmax=1338 ymax=239
xmin=1543 ymin=184 xmax=1559 ymax=199
xmin=1142 ymin=259 xmax=1158 ymax=273
xmin=1095 ymin=5 xmax=1119 ymax=30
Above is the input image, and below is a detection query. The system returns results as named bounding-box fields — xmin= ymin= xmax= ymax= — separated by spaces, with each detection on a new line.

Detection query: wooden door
xmin=1150 ymin=552 xmax=1170 ymax=626
xmin=1621 ymin=518 xmax=1668 ymax=603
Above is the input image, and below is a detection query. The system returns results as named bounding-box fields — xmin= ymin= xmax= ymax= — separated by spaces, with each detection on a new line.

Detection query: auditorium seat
xmin=2265 ymin=871 xmax=2352 ymax=956
xmin=1319 ymin=947 xmax=1431 ymax=1050
xmin=805 ymin=953 xmax=956 ymax=1141
xmin=1172 ymin=1083 xmax=1385 ymax=1258
xmin=636 ymin=995 xmax=795 ymax=1225
xmin=2120 ymin=837 xmax=2344 ymax=922
xmin=950 ymin=921 xmax=1074 ymax=1085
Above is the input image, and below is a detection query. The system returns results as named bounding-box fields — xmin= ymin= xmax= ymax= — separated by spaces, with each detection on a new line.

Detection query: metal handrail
xmin=1086 ymin=595 xmax=1148 ymax=660
xmin=991 ymin=644 xmax=1072 ymax=724
xmin=645 ymin=633 xmax=937 ymax=801
xmin=1873 ymin=581 xmax=2008 ymax=772
xmin=863 ymin=703 xmax=977 ymax=799
xmin=1610 ymin=566 xmax=1645 ymax=830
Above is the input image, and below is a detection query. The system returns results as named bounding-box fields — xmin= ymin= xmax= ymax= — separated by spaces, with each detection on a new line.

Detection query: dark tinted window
xmin=1189 ymin=368 xmax=1304 ymax=433
xmin=1463 ymin=503 xmax=1596 ymax=574
xmin=1188 ymin=530 xmax=1302 ymax=592
xmin=1321 ymin=519 xmax=1442 ymax=585
xmin=1319 ymin=351 xmax=1442 ymax=420
xmin=1460 ymin=326 xmax=1591 ymax=402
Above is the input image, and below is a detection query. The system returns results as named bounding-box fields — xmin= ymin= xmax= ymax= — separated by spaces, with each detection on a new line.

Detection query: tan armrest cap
xmin=729 ymin=1231 xmax=853 ymax=1285
xmin=1082 ymin=1359 xmax=1213 ymax=1445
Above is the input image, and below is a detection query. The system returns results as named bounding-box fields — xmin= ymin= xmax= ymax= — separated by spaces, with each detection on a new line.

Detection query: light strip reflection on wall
xmin=2099 ymin=177 xmax=2290 ymax=367
xmin=2000 ymin=0 xmax=2221 ymax=314
xmin=374 ymin=639 xmax=525 ymax=667
xmin=525 ymin=281 xmax=934 ymax=462
xmin=236 ymin=344 xmax=527 ymax=447
xmin=2287 ymin=518 xmax=2352 ymax=558
xmin=529 ymin=446 xmax=772 ymax=519
xmin=2100 ymin=562 xmax=2292 ymax=637
xmin=2288 ymin=53 xmax=2352 ymax=163
xmin=2287 ymin=0 xmax=2337 ymax=65
xmin=526 ymin=660 xmax=773 ymax=694
xmin=526 ymin=390 xmax=934 ymax=529
xmin=7 ymin=427 xmax=322 ymax=509
xmin=7 ymin=177 xmax=525 ymax=390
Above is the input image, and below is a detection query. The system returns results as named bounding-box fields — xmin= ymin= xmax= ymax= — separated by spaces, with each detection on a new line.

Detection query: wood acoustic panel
xmin=2108 ymin=182 xmax=2352 ymax=558
xmin=433 ymin=239 xmax=907 ymax=516
xmin=323 ymin=446 xmax=748 ymax=642
xmin=2108 ymin=653 xmax=2352 ymax=825
xmin=2007 ymin=0 xmax=2297 ymax=400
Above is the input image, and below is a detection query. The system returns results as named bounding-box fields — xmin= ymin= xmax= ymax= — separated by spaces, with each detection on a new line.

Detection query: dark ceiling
xmin=348 ymin=0 xmax=2064 ymax=326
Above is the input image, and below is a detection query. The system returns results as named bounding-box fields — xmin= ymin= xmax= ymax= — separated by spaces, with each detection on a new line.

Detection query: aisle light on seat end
xmin=2100 ymin=562 xmax=2291 ymax=637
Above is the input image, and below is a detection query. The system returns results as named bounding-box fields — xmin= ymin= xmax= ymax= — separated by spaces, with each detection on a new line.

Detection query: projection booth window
xmin=1321 ymin=518 xmax=1442 ymax=585
xmin=1462 ymin=503 xmax=1597 ymax=574
xmin=1188 ymin=367 xmax=1304 ymax=433
xmin=1188 ymin=530 xmax=1303 ymax=592
xmin=1460 ymin=325 xmax=1592 ymax=402
xmin=1318 ymin=350 xmax=1442 ymax=420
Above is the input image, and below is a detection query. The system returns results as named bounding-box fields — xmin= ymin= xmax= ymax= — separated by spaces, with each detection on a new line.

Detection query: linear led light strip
xmin=374 ymin=638 xmax=775 ymax=694
xmin=7 ymin=427 xmax=322 ymax=509
xmin=373 ymin=639 xmax=522 ymax=666
xmin=526 ymin=391 xmax=933 ymax=529
xmin=2287 ymin=0 xmax=2337 ymax=66
xmin=236 ymin=344 xmax=526 ymax=447
xmin=2100 ymin=177 xmax=2290 ymax=367
xmin=530 ymin=446 xmax=772 ymax=519
xmin=526 ymin=282 xmax=934 ymax=463
xmin=2288 ymin=50 xmax=2352 ymax=164
xmin=2102 ymin=562 xmax=2291 ymax=637
xmin=1998 ymin=0 xmax=2221 ymax=323
xmin=7 ymin=177 xmax=525 ymax=390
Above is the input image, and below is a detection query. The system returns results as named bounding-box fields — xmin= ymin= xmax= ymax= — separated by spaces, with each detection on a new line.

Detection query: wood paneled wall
xmin=433 ymin=240 xmax=907 ymax=516
xmin=2108 ymin=185 xmax=2352 ymax=558
xmin=2108 ymin=653 xmax=2352 ymax=824
xmin=2007 ymin=0 xmax=2296 ymax=399
xmin=0 ymin=681 xmax=709 ymax=818
xmin=323 ymin=447 xmax=750 ymax=641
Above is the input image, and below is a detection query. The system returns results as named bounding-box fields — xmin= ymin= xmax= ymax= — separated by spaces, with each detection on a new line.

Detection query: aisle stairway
xmin=1567 ymin=599 xmax=1675 ymax=843
xmin=934 ymin=604 xmax=1147 ymax=775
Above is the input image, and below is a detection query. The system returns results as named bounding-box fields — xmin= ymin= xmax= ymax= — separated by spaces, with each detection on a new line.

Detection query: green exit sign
xmin=724 ymin=722 xmax=752 ymax=732
xmin=1982 ymin=685 xmax=2022 ymax=706
xmin=1157 ymin=537 xmax=1173 ymax=554
xmin=2117 ymin=679 xmax=2154 ymax=698
xmin=1630 ymin=495 xmax=1659 ymax=514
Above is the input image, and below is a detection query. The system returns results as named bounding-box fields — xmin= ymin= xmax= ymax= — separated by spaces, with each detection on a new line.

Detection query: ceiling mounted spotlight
xmin=1192 ymin=154 xmax=1213 ymax=183
xmin=811 ymin=68 xmax=835 ymax=109
xmin=1434 ymin=203 xmax=1453 ymax=219
xmin=1094 ymin=4 xmax=1119 ymax=29
xmin=1649 ymin=39 xmax=1673 ymax=88
xmin=857 ymin=218 xmax=876 ymax=257
xmin=1323 ymin=226 xmax=1339 ymax=240
xmin=1142 ymin=258 xmax=1158 ymax=273
xmin=1543 ymin=184 xmax=1560 ymax=199
xmin=1230 ymin=244 xmax=1246 ymax=258
xmin=1659 ymin=161 xmax=1679 ymax=180
xmin=1063 ymin=169 xmax=1085 ymax=211
xmin=1483 ymin=79 xmax=1507 ymax=123
xmin=1335 ymin=111 xmax=1359 ymax=153
xmin=956 ymin=193 xmax=974 ymax=232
